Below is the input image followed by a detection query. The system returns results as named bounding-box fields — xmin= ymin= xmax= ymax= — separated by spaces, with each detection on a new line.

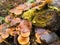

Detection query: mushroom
xmin=9 ymin=4 xmax=24 ymax=15
xmin=35 ymin=33 xmax=42 ymax=43
xmin=5 ymin=28 xmax=11 ymax=34
xmin=16 ymin=27 xmax=21 ymax=31
xmin=10 ymin=18 xmax=21 ymax=26
xmin=9 ymin=30 xmax=15 ymax=36
xmin=0 ymin=23 xmax=9 ymax=31
xmin=24 ymin=3 xmax=32 ymax=10
xmin=17 ymin=35 xmax=29 ymax=45
xmin=18 ymin=20 xmax=32 ymax=37
xmin=19 ymin=20 xmax=32 ymax=31
xmin=1 ymin=32 xmax=9 ymax=39
xmin=0 ymin=28 xmax=9 ymax=39
xmin=5 ymin=15 xmax=14 ymax=23
xmin=7 ymin=28 xmax=15 ymax=36
xmin=21 ymin=29 xmax=30 ymax=37
xmin=0 ymin=24 xmax=9 ymax=39
xmin=8 ymin=27 xmax=20 ymax=36
xmin=31 ymin=2 xmax=37 ymax=8
xmin=0 ymin=36 xmax=4 ymax=43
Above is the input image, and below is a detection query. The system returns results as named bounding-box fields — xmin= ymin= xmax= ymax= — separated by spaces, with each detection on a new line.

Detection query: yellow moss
xmin=22 ymin=9 xmax=36 ymax=21
xmin=32 ymin=9 xmax=54 ymax=27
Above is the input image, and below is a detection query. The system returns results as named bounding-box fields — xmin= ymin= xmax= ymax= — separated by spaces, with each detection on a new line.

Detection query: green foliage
xmin=27 ymin=0 xmax=35 ymax=3
xmin=6 ymin=3 xmax=14 ymax=9
xmin=0 ymin=16 xmax=4 ymax=24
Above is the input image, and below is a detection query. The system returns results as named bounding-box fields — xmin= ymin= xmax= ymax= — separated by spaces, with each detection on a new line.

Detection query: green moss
xmin=32 ymin=9 xmax=55 ymax=27
xmin=0 ymin=16 xmax=5 ymax=24
xmin=27 ymin=0 xmax=35 ymax=3
xmin=22 ymin=9 xmax=36 ymax=21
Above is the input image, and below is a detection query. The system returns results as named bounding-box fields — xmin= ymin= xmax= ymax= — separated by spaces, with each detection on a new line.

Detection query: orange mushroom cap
xmin=17 ymin=35 xmax=29 ymax=45
xmin=21 ymin=30 xmax=30 ymax=37
xmin=1 ymin=32 xmax=9 ymax=39
xmin=35 ymin=33 xmax=42 ymax=43
xmin=0 ymin=36 xmax=4 ymax=43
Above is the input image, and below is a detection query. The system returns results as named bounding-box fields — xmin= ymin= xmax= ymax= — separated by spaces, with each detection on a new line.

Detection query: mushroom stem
xmin=14 ymin=34 xmax=17 ymax=45
xmin=21 ymin=42 xmax=30 ymax=45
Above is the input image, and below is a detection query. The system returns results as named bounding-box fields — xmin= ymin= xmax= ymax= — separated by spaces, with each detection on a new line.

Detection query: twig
xmin=3 ymin=40 xmax=11 ymax=45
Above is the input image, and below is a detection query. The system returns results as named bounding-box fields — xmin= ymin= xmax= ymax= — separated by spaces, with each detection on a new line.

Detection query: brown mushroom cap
xmin=5 ymin=28 xmax=11 ymax=34
xmin=17 ymin=35 xmax=29 ymax=45
xmin=0 ymin=25 xmax=9 ymax=39
xmin=1 ymin=32 xmax=9 ymax=39
xmin=21 ymin=31 xmax=30 ymax=37
xmin=5 ymin=15 xmax=13 ymax=23
xmin=35 ymin=33 xmax=42 ymax=43
xmin=0 ymin=23 xmax=8 ymax=31
xmin=17 ymin=20 xmax=32 ymax=37
xmin=36 ymin=39 xmax=42 ymax=44
xmin=0 ymin=36 xmax=4 ymax=43
xmin=16 ymin=27 xmax=21 ymax=31
xmin=19 ymin=20 xmax=32 ymax=30
xmin=9 ymin=5 xmax=23 ymax=15
xmin=7 ymin=28 xmax=15 ymax=36
xmin=9 ymin=31 xmax=15 ymax=36
xmin=10 ymin=18 xmax=21 ymax=26
xmin=35 ymin=33 xmax=40 ymax=39
xmin=9 ymin=29 xmax=18 ymax=36
xmin=8 ymin=28 xmax=20 ymax=36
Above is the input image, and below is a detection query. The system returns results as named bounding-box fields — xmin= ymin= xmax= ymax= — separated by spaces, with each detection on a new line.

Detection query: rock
xmin=50 ymin=0 xmax=60 ymax=8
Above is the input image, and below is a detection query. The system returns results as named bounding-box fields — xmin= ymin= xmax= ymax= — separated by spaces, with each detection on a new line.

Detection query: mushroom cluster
xmin=0 ymin=14 xmax=32 ymax=45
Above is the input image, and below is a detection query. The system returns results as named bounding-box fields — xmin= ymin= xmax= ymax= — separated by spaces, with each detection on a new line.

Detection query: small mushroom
xmin=9 ymin=4 xmax=25 ymax=15
xmin=1 ymin=32 xmax=9 ymax=39
xmin=8 ymin=28 xmax=15 ymax=36
xmin=18 ymin=20 xmax=32 ymax=37
xmin=17 ymin=35 xmax=29 ymax=45
xmin=21 ymin=29 xmax=30 ymax=37
xmin=19 ymin=20 xmax=32 ymax=31
xmin=10 ymin=18 xmax=21 ymax=26
xmin=0 ymin=23 xmax=9 ymax=31
xmin=5 ymin=15 xmax=13 ymax=23
xmin=8 ymin=28 xmax=20 ymax=36
xmin=21 ymin=26 xmax=30 ymax=37
xmin=31 ymin=2 xmax=37 ymax=8
xmin=16 ymin=27 xmax=21 ymax=31
xmin=9 ymin=30 xmax=15 ymax=36
xmin=35 ymin=33 xmax=42 ymax=43
xmin=0 ymin=36 xmax=4 ymax=43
